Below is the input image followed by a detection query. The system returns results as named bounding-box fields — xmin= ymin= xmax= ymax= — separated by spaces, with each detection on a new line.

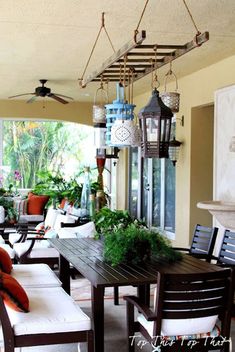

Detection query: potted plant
xmin=93 ymin=207 xmax=141 ymax=237
xmin=6 ymin=206 xmax=18 ymax=224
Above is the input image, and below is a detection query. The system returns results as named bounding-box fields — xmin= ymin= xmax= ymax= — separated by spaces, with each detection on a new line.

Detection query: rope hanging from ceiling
xmin=79 ymin=0 xmax=209 ymax=88
xmin=79 ymin=12 xmax=115 ymax=87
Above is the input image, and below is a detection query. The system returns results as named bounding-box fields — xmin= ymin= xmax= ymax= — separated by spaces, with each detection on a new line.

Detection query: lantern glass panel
xmin=146 ymin=117 xmax=159 ymax=142
xmin=169 ymin=145 xmax=180 ymax=163
xmin=94 ymin=126 xmax=106 ymax=148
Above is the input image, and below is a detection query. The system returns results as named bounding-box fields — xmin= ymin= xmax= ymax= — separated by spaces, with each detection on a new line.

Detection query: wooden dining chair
xmin=124 ymin=268 xmax=233 ymax=352
xmin=212 ymin=229 xmax=235 ymax=316
xmin=174 ymin=224 xmax=218 ymax=262
xmin=114 ymin=224 xmax=219 ymax=306
xmin=215 ymin=229 xmax=235 ymax=266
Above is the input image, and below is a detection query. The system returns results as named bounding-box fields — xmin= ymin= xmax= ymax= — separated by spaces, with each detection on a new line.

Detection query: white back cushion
xmin=53 ymin=214 xmax=76 ymax=233
xmin=57 ymin=221 xmax=95 ymax=239
xmin=76 ymin=221 xmax=96 ymax=238
xmin=45 ymin=208 xmax=59 ymax=229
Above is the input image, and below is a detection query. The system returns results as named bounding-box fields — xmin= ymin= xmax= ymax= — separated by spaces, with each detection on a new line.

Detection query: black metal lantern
xmin=169 ymin=137 xmax=182 ymax=166
xmin=138 ymin=88 xmax=173 ymax=158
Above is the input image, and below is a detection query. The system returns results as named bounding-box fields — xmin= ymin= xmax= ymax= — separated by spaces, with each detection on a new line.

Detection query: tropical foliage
xmin=3 ymin=121 xmax=94 ymax=189
xmin=32 ymin=170 xmax=106 ymax=207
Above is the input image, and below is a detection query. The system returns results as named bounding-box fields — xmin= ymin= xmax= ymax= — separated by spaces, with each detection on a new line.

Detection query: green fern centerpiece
xmin=103 ymin=222 xmax=182 ymax=266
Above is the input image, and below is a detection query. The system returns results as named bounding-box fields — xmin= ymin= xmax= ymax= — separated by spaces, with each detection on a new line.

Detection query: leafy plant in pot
xmin=6 ymin=207 xmax=18 ymax=224
xmin=93 ymin=207 xmax=182 ymax=266
xmin=0 ymin=197 xmax=16 ymax=223
xmin=102 ymin=220 xmax=182 ymax=266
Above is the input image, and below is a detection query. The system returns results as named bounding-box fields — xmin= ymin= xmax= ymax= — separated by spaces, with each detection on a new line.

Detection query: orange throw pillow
xmin=27 ymin=192 xmax=50 ymax=215
xmin=0 ymin=272 xmax=29 ymax=312
xmin=0 ymin=247 xmax=12 ymax=274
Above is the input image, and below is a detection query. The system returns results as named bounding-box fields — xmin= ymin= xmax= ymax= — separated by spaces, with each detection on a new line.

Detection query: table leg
xmin=59 ymin=254 xmax=70 ymax=295
xmin=91 ymin=285 xmax=105 ymax=352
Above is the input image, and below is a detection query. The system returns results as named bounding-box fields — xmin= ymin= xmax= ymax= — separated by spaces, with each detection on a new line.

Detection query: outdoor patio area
xmin=72 ymin=277 xmax=235 ymax=352
xmin=1 ymin=1 xmax=235 ymax=352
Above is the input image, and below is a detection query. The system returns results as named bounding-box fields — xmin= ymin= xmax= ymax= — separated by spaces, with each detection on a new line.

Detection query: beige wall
xmin=134 ymin=54 xmax=235 ymax=247
xmin=0 ymin=100 xmax=93 ymax=125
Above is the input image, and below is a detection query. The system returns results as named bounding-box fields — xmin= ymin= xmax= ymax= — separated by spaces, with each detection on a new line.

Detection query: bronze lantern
xmin=138 ymin=88 xmax=173 ymax=158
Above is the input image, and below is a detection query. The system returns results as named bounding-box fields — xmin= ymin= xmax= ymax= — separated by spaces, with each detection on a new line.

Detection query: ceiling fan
xmin=8 ymin=79 xmax=74 ymax=104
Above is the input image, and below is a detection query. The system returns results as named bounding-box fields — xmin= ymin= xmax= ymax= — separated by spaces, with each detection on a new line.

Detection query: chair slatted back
xmin=189 ymin=224 xmax=218 ymax=260
xmin=217 ymin=229 xmax=235 ymax=266
xmin=153 ymin=269 xmax=233 ymax=337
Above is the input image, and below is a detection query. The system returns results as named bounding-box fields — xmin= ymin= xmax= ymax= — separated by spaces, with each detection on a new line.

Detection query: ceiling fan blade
xmin=26 ymin=95 xmax=38 ymax=104
xmin=8 ymin=93 xmax=34 ymax=99
xmin=47 ymin=93 xmax=69 ymax=104
xmin=53 ymin=93 xmax=74 ymax=100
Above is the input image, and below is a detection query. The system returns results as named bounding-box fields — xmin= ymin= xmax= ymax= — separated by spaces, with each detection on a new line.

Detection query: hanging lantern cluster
xmin=88 ymin=13 xmax=183 ymax=160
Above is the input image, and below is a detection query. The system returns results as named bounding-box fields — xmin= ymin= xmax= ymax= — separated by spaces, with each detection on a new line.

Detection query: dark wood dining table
xmin=49 ymin=237 xmax=225 ymax=352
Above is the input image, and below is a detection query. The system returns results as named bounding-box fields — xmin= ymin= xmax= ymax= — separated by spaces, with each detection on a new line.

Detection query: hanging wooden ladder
xmin=80 ymin=30 xmax=209 ymax=87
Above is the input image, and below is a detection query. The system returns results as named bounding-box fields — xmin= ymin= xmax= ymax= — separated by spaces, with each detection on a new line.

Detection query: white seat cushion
xmin=137 ymin=313 xmax=218 ymax=337
xmin=6 ymin=287 xmax=91 ymax=335
xmin=28 ymin=247 xmax=59 ymax=259
xmin=19 ymin=215 xmax=44 ymax=222
xmin=58 ymin=228 xmax=77 ymax=239
xmin=0 ymin=244 xmax=15 ymax=259
xmin=0 ymin=235 xmax=5 ymax=244
xmin=14 ymin=241 xmax=59 ymax=259
xmin=11 ymin=264 xmax=61 ymax=288
xmin=17 ymin=344 xmax=81 ymax=352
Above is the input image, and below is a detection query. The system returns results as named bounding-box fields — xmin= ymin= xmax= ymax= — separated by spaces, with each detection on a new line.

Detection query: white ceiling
xmin=1 ymin=0 xmax=235 ymax=103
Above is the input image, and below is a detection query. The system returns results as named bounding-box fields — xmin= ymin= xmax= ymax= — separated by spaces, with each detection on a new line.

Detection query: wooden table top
xmin=49 ymin=237 xmax=225 ymax=288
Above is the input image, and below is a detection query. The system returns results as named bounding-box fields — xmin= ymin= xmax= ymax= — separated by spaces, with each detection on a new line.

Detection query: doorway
xmin=189 ymin=105 xmax=214 ymax=238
